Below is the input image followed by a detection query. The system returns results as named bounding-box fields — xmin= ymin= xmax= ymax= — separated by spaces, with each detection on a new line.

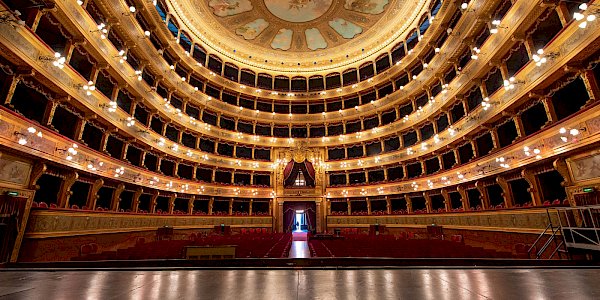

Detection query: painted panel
xmin=569 ymin=152 xmax=600 ymax=182
xmin=305 ymin=28 xmax=327 ymax=50
xmin=0 ymin=156 xmax=31 ymax=187
xmin=208 ymin=0 xmax=253 ymax=16
xmin=329 ymin=18 xmax=363 ymax=39
xmin=264 ymin=0 xmax=333 ymax=23
xmin=344 ymin=0 xmax=389 ymax=14
xmin=271 ymin=28 xmax=293 ymax=50
xmin=236 ymin=19 xmax=269 ymax=40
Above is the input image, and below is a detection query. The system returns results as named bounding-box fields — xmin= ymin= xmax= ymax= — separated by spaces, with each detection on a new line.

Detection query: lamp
xmin=532 ymin=49 xmax=559 ymax=67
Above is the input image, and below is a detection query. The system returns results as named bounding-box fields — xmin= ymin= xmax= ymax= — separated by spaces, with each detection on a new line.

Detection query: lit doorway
xmin=294 ymin=210 xmax=306 ymax=232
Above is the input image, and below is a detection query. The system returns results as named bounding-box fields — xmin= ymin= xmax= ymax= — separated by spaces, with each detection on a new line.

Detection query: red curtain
xmin=283 ymin=160 xmax=294 ymax=182
xmin=304 ymin=160 xmax=315 ymax=181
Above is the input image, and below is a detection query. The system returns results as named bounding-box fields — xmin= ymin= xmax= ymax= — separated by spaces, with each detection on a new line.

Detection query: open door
xmin=0 ymin=195 xmax=28 ymax=263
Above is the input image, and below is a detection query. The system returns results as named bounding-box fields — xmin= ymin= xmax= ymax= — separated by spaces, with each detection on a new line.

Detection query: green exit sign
xmin=583 ymin=187 xmax=595 ymax=193
xmin=6 ymin=191 xmax=18 ymax=196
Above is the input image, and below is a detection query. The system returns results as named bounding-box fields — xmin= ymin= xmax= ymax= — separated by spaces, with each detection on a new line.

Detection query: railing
xmin=554 ymin=205 xmax=600 ymax=252
xmin=527 ymin=211 xmax=566 ymax=260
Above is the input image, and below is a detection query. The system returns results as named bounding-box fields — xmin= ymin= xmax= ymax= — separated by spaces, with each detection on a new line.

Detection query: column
xmin=496 ymin=176 xmax=514 ymax=208
xmin=423 ymin=192 xmax=432 ymax=213
xmin=111 ymin=184 xmax=125 ymax=211
xmin=86 ymin=179 xmax=103 ymax=210
xmin=404 ymin=194 xmax=413 ymax=214
xmin=475 ymin=181 xmax=489 ymax=210
xmin=457 ymin=185 xmax=469 ymax=211
xmin=57 ymin=171 xmax=78 ymax=208
xmin=521 ymin=168 xmax=543 ymax=207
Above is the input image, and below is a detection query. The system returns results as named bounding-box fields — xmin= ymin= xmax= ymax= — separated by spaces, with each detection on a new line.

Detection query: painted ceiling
xmin=205 ymin=0 xmax=389 ymax=52
xmin=169 ymin=0 xmax=429 ymax=73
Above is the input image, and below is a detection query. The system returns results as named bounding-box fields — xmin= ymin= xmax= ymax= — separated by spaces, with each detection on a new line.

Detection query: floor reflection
xmin=0 ymin=269 xmax=599 ymax=299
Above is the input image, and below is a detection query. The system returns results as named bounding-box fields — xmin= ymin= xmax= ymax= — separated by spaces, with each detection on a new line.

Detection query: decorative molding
xmin=326 ymin=208 xmax=560 ymax=234
xmin=25 ymin=210 xmax=273 ymax=238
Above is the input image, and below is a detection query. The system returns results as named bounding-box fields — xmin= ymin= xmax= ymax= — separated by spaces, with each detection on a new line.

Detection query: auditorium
xmin=0 ymin=0 xmax=600 ymax=298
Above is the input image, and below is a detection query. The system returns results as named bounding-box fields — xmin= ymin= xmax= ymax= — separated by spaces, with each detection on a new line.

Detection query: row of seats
xmin=308 ymin=234 xmax=512 ymax=259
xmin=71 ymin=232 xmax=291 ymax=261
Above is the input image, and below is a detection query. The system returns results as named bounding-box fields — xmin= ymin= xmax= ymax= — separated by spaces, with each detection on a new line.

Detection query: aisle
xmin=288 ymin=231 xmax=311 ymax=258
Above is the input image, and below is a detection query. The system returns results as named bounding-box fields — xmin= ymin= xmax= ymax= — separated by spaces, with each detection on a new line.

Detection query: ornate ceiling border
xmin=167 ymin=0 xmax=430 ymax=73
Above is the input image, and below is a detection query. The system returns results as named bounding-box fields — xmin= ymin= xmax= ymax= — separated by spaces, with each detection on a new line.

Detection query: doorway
xmin=283 ymin=201 xmax=316 ymax=233
xmin=294 ymin=210 xmax=307 ymax=232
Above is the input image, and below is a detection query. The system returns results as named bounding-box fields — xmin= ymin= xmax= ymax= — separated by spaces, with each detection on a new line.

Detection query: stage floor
xmin=1 ymin=268 xmax=599 ymax=299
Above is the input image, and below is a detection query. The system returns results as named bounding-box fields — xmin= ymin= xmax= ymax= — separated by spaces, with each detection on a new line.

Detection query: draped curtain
xmin=283 ymin=160 xmax=315 ymax=187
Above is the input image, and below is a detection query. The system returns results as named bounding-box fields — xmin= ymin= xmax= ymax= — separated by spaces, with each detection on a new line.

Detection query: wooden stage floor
xmin=0 ymin=268 xmax=599 ymax=299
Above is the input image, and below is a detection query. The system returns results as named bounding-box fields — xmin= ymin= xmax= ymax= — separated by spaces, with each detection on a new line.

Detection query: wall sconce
xmin=74 ymin=81 xmax=95 ymax=95
xmin=503 ymin=77 xmax=524 ymax=90
xmin=122 ymin=6 xmax=136 ymax=16
xmin=99 ymin=101 xmax=117 ymax=112
xmin=14 ymin=131 xmax=28 ymax=145
xmin=92 ymin=23 xmax=108 ymax=39
xmin=85 ymin=159 xmax=104 ymax=171
xmin=559 ymin=127 xmax=584 ymax=142
xmin=123 ymin=117 xmax=135 ymax=127
xmin=470 ymin=46 xmax=481 ymax=60
xmin=446 ymin=28 xmax=460 ymax=36
xmin=56 ymin=144 xmax=78 ymax=161
xmin=532 ymin=49 xmax=559 ymax=67
xmin=134 ymin=70 xmax=143 ymax=81
xmin=116 ymin=50 xmax=128 ymax=64
xmin=488 ymin=19 xmax=507 ymax=34
xmin=574 ymin=3 xmax=598 ymax=29
xmin=523 ymin=146 xmax=542 ymax=159
xmin=113 ymin=166 xmax=125 ymax=178
xmin=38 ymin=53 xmax=66 ymax=69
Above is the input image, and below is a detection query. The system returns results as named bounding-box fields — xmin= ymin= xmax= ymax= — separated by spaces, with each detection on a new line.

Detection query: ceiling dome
xmin=168 ymin=0 xmax=429 ymax=73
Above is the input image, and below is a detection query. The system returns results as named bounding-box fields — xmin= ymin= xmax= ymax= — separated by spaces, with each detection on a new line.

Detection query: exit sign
xmin=5 ymin=191 xmax=18 ymax=196
xmin=583 ymin=187 xmax=595 ymax=193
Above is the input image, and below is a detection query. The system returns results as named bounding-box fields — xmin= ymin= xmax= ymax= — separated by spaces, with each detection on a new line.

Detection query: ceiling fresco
xmin=202 ymin=0 xmax=391 ymax=52
xmin=170 ymin=0 xmax=428 ymax=72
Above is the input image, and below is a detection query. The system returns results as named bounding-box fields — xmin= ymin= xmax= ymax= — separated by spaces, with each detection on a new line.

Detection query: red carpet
xmin=292 ymin=232 xmax=308 ymax=241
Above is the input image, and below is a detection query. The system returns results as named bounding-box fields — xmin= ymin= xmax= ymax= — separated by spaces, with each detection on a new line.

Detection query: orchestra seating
xmin=71 ymin=232 xmax=292 ymax=261
xmin=308 ymin=234 xmax=513 ymax=258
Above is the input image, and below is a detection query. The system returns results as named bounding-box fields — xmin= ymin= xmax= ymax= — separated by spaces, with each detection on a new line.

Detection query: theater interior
xmin=0 ymin=0 xmax=600 ymax=297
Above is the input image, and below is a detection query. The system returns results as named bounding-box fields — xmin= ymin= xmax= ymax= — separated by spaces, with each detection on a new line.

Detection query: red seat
xmin=80 ymin=244 xmax=92 ymax=256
